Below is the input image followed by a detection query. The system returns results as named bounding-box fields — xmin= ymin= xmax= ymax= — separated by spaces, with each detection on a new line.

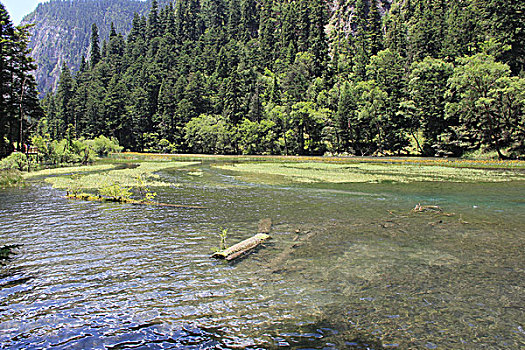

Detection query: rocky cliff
xmin=21 ymin=0 xmax=151 ymax=94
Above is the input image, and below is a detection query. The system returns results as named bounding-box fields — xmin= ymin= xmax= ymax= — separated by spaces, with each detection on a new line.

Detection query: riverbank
xmin=110 ymin=152 xmax=525 ymax=170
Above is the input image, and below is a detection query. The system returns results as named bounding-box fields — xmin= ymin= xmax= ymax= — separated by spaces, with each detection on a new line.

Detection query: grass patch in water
xmin=45 ymin=161 xmax=199 ymax=190
xmin=0 ymin=169 xmax=24 ymax=187
xmin=216 ymin=162 xmax=525 ymax=184
xmin=23 ymin=164 xmax=118 ymax=179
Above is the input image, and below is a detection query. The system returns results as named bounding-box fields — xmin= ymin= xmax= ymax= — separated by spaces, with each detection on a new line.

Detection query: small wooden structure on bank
xmin=25 ymin=146 xmax=38 ymax=155
xmin=211 ymin=218 xmax=272 ymax=261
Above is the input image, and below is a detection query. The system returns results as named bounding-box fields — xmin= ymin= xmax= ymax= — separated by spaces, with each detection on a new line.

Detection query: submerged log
xmin=257 ymin=218 xmax=272 ymax=233
xmin=412 ymin=203 xmax=442 ymax=213
xmin=65 ymin=193 xmax=206 ymax=209
xmin=412 ymin=203 xmax=455 ymax=217
xmin=212 ymin=233 xmax=271 ymax=261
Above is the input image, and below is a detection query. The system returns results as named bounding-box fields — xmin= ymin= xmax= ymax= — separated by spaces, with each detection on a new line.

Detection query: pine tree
xmin=90 ymin=23 xmax=101 ymax=69
xmin=309 ymin=0 xmax=329 ymax=77
xmin=353 ymin=0 xmax=370 ymax=79
xmin=367 ymin=0 xmax=383 ymax=56
xmin=0 ymin=4 xmax=17 ymax=153
xmin=1 ymin=5 xmax=42 ymax=153
xmin=296 ymin=0 xmax=311 ymax=52
xmin=147 ymin=0 xmax=160 ymax=40
xmin=258 ymin=0 xmax=275 ymax=66
xmin=240 ymin=0 xmax=258 ymax=40
xmin=227 ymin=0 xmax=241 ymax=39
xmin=55 ymin=63 xmax=76 ymax=137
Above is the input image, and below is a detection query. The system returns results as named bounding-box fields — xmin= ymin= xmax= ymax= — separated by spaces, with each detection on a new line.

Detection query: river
xmin=0 ymin=162 xmax=524 ymax=349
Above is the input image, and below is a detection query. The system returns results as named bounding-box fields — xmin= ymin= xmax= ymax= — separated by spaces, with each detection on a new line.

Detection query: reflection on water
xmin=0 ymin=163 xmax=524 ymax=349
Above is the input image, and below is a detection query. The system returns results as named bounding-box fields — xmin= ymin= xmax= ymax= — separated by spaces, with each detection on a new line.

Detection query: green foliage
xmin=83 ymin=135 xmax=123 ymax=156
xmin=212 ymin=227 xmax=229 ymax=252
xmin=0 ymin=153 xmax=29 ymax=171
xmin=184 ymin=114 xmax=236 ymax=154
xmin=445 ymin=52 xmax=525 ymax=158
xmin=98 ymin=183 xmax=133 ymax=200
xmin=136 ymin=174 xmax=157 ymax=201
xmin=66 ymin=174 xmax=83 ymax=196
xmin=237 ymin=118 xmax=278 ymax=155
xmin=36 ymin=0 xmax=525 ymax=159
xmin=1 ymin=4 xmax=42 ymax=156
xmin=408 ymin=57 xmax=454 ymax=155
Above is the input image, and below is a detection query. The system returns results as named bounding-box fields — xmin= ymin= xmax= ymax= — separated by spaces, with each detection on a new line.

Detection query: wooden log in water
xmin=212 ymin=233 xmax=271 ymax=261
xmin=65 ymin=193 xmax=206 ymax=209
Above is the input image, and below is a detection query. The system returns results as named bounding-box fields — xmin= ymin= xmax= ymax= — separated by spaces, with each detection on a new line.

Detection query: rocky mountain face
xmin=21 ymin=0 xmax=152 ymax=94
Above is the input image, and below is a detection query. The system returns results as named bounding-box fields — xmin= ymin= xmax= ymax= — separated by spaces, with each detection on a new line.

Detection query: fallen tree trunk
xmin=65 ymin=193 xmax=206 ymax=209
xmin=212 ymin=233 xmax=271 ymax=261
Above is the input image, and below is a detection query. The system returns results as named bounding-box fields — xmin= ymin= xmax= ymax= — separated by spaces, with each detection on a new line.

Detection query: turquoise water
xmin=0 ymin=162 xmax=523 ymax=349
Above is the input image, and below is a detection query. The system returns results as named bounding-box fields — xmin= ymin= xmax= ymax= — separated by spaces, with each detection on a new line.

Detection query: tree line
xmin=0 ymin=3 xmax=43 ymax=158
xmin=22 ymin=0 xmax=525 ymax=158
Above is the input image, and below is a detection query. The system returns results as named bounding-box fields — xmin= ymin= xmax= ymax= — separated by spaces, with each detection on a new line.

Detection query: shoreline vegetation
xmin=111 ymin=152 xmax=525 ymax=170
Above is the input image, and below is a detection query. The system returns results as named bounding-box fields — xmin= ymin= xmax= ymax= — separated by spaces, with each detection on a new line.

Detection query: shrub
xmin=99 ymin=183 xmax=133 ymax=200
xmin=0 ymin=153 xmax=28 ymax=171
xmin=84 ymin=136 xmax=123 ymax=157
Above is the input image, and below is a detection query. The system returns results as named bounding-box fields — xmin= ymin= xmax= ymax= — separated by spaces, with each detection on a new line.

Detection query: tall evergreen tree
xmin=309 ymin=0 xmax=329 ymax=77
xmin=90 ymin=23 xmax=101 ymax=69
xmin=55 ymin=63 xmax=75 ymax=137
xmin=0 ymin=5 xmax=42 ymax=154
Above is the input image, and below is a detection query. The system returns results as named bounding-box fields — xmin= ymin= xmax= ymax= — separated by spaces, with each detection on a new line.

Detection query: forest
xmin=2 ymin=0 xmax=525 ymax=159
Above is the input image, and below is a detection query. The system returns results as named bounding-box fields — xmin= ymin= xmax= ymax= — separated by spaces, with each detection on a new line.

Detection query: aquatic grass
xmin=0 ymin=169 xmax=24 ymax=187
xmin=23 ymin=164 xmax=118 ymax=179
xmin=45 ymin=161 xmax=199 ymax=190
xmin=216 ymin=162 xmax=525 ymax=184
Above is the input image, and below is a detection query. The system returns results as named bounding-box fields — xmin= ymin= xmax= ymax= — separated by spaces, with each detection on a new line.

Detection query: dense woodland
xmin=3 ymin=0 xmax=525 ymax=159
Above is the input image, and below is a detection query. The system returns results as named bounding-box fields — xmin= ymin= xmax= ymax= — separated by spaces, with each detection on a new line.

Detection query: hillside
xmin=21 ymin=0 xmax=152 ymax=94
xmin=39 ymin=0 xmax=524 ymax=159
xmin=23 ymin=0 xmax=392 ymax=94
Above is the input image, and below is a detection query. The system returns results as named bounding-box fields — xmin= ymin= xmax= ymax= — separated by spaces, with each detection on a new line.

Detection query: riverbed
xmin=1 ymin=160 xmax=524 ymax=349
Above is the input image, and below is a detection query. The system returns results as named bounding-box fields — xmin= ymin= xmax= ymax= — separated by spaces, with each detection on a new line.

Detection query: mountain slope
xmin=21 ymin=0 xmax=151 ymax=94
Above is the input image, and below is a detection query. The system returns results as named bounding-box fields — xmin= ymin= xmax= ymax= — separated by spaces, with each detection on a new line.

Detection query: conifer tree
xmin=309 ymin=0 xmax=329 ymax=77
xmin=367 ymin=0 xmax=383 ymax=56
xmin=90 ymin=23 xmax=101 ymax=69
xmin=0 ymin=5 xmax=42 ymax=153
xmin=240 ymin=0 xmax=258 ymax=40
xmin=55 ymin=63 xmax=75 ymax=136
xmin=147 ymin=0 xmax=160 ymax=40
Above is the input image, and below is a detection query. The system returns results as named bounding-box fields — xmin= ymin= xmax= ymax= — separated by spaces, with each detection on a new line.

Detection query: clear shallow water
xmin=0 ymin=163 xmax=524 ymax=349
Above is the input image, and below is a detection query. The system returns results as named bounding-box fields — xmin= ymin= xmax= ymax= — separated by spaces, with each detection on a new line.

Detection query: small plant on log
xmin=211 ymin=228 xmax=228 ymax=252
xmin=219 ymin=228 xmax=228 ymax=250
